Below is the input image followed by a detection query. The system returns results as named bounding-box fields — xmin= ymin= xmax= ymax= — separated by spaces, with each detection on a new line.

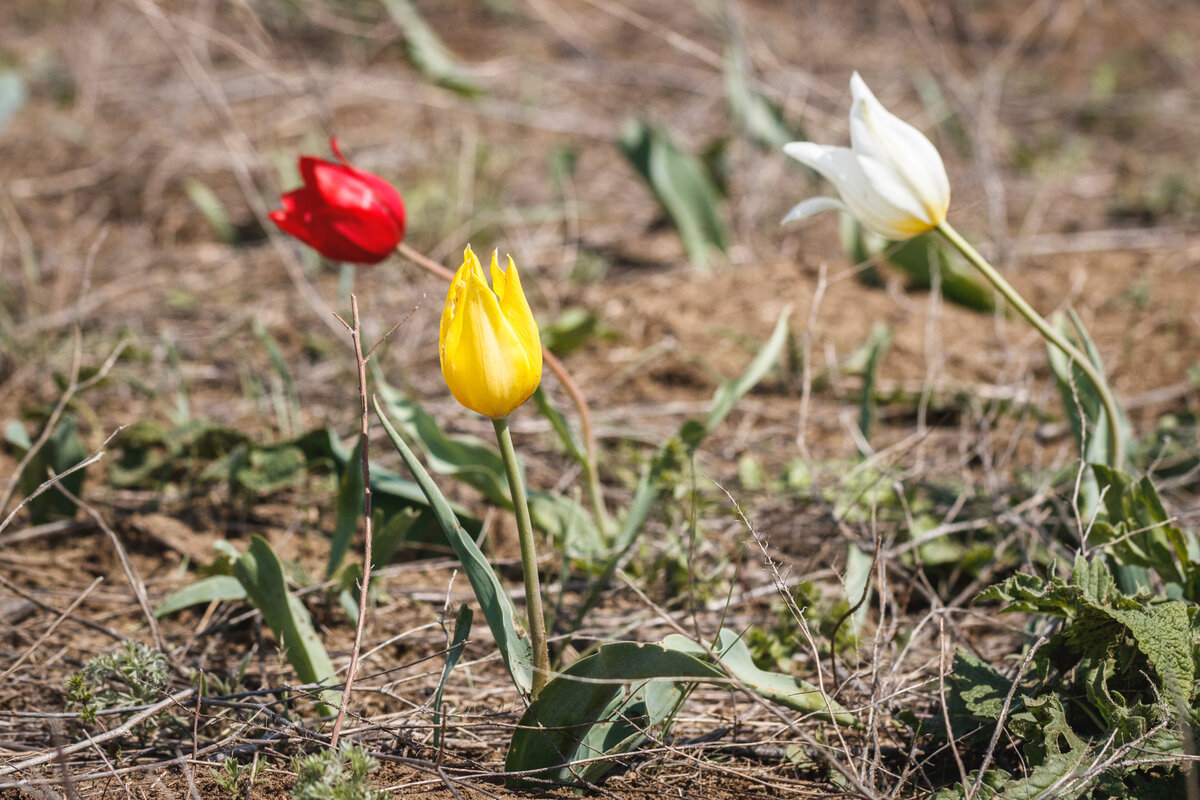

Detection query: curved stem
xmin=935 ymin=221 xmax=1124 ymax=470
xmin=397 ymin=242 xmax=609 ymax=532
xmin=492 ymin=416 xmax=550 ymax=699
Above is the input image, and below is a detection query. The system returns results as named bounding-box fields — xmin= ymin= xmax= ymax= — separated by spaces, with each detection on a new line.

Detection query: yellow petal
xmin=439 ymin=246 xmax=542 ymax=418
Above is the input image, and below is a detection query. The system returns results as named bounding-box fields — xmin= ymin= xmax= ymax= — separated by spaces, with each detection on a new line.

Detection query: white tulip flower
xmin=783 ymin=73 xmax=950 ymax=241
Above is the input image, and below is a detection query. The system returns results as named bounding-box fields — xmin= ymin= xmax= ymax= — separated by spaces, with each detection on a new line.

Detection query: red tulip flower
xmin=270 ymin=139 xmax=406 ymax=265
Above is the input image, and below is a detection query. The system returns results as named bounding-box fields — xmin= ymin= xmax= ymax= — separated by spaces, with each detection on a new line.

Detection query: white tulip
xmin=783 ymin=73 xmax=950 ymax=241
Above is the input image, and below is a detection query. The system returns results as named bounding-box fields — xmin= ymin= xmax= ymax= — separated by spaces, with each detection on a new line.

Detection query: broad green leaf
xmin=887 ymin=232 xmax=995 ymax=312
xmin=20 ymin=414 xmax=87 ymax=523
xmin=619 ymin=119 xmax=728 ymax=270
xmin=154 ymin=575 xmax=247 ymax=618
xmin=231 ymin=536 xmax=340 ymax=713
xmin=841 ymin=221 xmax=994 ymax=312
xmin=326 ymin=436 xmax=365 ymax=577
xmin=432 ymin=604 xmax=472 ymax=748
xmin=527 ymin=491 xmax=604 ymax=563
xmin=843 ymin=542 xmax=874 ymax=637
xmin=379 ymin=0 xmax=481 ymax=96
xmin=374 ymin=397 xmax=533 ymax=696
xmin=230 ymin=443 xmax=305 ymax=495
xmin=505 ymin=642 xmax=724 ymax=786
xmin=662 ymin=629 xmax=853 ymax=724
xmin=1090 ymin=465 xmax=1194 ymax=591
xmin=4 ymin=420 xmax=30 ymax=451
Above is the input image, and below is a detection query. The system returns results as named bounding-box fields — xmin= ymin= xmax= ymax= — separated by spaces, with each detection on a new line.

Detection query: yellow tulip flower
xmin=439 ymin=246 xmax=542 ymax=419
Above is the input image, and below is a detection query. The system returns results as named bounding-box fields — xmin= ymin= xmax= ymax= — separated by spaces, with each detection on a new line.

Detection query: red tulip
xmin=270 ymin=139 xmax=406 ymax=265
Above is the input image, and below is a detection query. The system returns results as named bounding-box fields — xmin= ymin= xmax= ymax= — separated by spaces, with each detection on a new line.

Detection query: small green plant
xmin=210 ymin=756 xmax=260 ymax=798
xmin=933 ymin=554 xmax=1200 ymax=798
xmin=65 ymin=641 xmax=169 ymax=722
xmin=291 ymin=743 xmax=387 ymax=800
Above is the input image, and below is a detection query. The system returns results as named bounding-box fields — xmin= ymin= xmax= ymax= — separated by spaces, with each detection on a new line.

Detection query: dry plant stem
xmin=0 ymin=688 xmax=198 ymax=778
xmin=329 ymin=294 xmax=375 ymax=749
xmin=398 ymin=242 xmax=610 ymax=533
xmin=492 ymin=415 xmax=549 ymax=699
xmin=936 ymin=221 xmax=1125 ymax=470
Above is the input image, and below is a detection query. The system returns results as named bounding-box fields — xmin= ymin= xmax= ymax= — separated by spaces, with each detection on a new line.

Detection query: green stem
xmin=936 ymin=221 xmax=1124 ymax=470
xmin=492 ymin=416 xmax=550 ymax=698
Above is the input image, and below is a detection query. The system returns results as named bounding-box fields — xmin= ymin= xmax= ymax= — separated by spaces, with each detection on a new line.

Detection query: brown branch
xmin=329 ymin=294 xmax=376 ymax=749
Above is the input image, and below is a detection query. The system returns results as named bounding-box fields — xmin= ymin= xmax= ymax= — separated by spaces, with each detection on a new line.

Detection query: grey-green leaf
xmin=619 ymin=119 xmax=728 ymax=270
xmin=231 ymin=536 xmax=340 ymax=713
xmin=505 ymin=642 xmax=723 ymax=786
xmin=154 ymin=575 xmax=247 ymax=618
xmin=374 ymin=397 xmax=533 ymax=696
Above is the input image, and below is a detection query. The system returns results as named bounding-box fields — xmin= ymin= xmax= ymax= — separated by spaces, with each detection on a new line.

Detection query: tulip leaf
xmin=372 ymin=365 xmax=512 ymax=508
xmin=619 ymin=119 xmax=728 ymax=270
xmin=154 ymin=575 xmax=247 ymax=618
xmin=683 ymin=305 xmax=792 ymax=453
xmin=231 ymin=535 xmax=341 ymax=714
xmin=505 ymin=642 xmax=724 ymax=787
xmin=326 ymin=436 xmax=365 ymax=578
xmin=374 ymin=396 xmax=534 ymax=696
xmin=184 ymin=178 xmax=236 ymax=245
xmin=724 ymin=45 xmax=792 ymax=150
xmin=855 ymin=322 xmax=891 ymax=447
xmin=842 ymin=222 xmax=995 ymax=313
xmin=661 ymin=629 xmax=854 ymax=724
xmin=432 ymin=604 xmax=472 ymax=748
xmin=380 ymin=0 xmax=481 ymax=97
xmin=0 ymin=70 xmax=27 ymax=142
xmin=19 ymin=414 xmax=87 ymax=524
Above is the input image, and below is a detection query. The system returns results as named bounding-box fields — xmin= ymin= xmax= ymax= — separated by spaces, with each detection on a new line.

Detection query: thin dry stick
xmin=0 ymin=577 xmax=103 ymax=682
xmin=967 ymin=635 xmax=1047 ymax=800
xmin=396 ymin=242 xmax=609 ymax=533
xmin=54 ymin=480 xmax=165 ymax=654
xmin=0 ymin=426 xmax=125 ymax=537
xmin=329 ymin=294 xmax=375 ymax=749
xmin=0 ymin=688 xmax=198 ymax=778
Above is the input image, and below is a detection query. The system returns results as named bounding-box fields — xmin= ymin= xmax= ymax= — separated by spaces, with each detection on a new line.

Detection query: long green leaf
xmin=231 ymin=536 xmax=340 ymax=713
xmin=619 ymin=119 xmax=728 ymax=270
xmin=373 ymin=367 xmax=512 ymax=508
xmin=432 ymin=605 xmax=472 ymax=748
xmin=326 ymin=436 xmax=365 ymax=577
xmin=662 ymin=629 xmax=853 ymax=724
xmin=154 ymin=575 xmax=247 ymax=618
xmin=374 ymin=397 xmax=533 ymax=695
xmin=379 ymin=0 xmax=481 ymax=96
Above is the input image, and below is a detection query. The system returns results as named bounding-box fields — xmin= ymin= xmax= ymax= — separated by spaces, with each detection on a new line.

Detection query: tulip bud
xmin=783 ymin=73 xmax=950 ymax=241
xmin=439 ymin=246 xmax=542 ymax=419
xmin=270 ymin=139 xmax=406 ymax=264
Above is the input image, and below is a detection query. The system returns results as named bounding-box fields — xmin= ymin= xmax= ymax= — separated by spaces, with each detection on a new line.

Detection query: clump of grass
xmin=291 ymin=743 xmax=387 ymax=800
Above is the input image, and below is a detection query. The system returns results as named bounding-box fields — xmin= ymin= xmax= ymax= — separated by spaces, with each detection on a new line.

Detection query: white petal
xmin=848 ymin=73 xmax=949 ymax=223
xmin=782 ymin=196 xmax=846 ymax=225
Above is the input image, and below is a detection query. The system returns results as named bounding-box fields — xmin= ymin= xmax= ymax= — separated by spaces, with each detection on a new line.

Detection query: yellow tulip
xmin=439 ymin=246 xmax=543 ymax=419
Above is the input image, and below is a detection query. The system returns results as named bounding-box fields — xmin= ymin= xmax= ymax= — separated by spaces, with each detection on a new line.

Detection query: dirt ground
xmin=2 ymin=0 xmax=1200 ymax=797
